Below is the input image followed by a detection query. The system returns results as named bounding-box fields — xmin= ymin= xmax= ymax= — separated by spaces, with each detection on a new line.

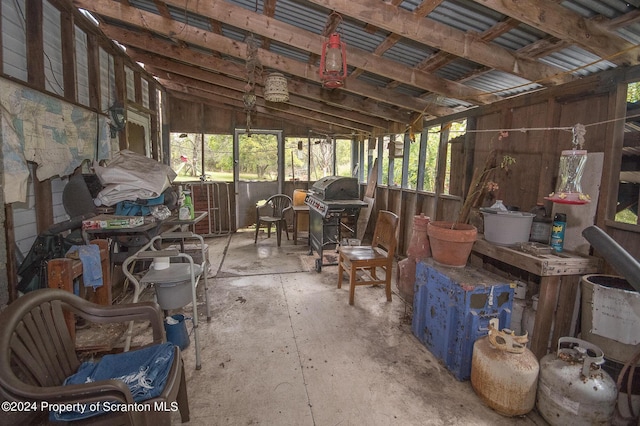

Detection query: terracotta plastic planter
xmin=427 ymin=221 xmax=477 ymax=267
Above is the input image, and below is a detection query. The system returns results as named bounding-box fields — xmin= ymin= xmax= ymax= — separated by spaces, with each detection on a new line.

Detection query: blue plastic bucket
xmin=164 ymin=314 xmax=190 ymax=350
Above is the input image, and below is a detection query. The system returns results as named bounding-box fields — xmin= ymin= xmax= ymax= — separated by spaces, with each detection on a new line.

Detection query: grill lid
xmin=310 ymin=176 xmax=359 ymax=200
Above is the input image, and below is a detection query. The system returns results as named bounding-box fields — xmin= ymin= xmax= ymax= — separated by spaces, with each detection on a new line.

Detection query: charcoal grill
xmin=305 ymin=176 xmax=367 ymax=272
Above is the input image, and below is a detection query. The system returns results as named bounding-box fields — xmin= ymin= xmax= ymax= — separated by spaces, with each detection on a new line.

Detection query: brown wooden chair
xmin=254 ymin=194 xmax=293 ymax=247
xmin=0 ymin=288 xmax=189 ymax=425
xmin=338 ymin=210 xmax=399 ymax=305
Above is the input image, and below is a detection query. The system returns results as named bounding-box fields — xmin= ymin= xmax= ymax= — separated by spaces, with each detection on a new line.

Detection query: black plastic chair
xmin=254 ymin=194 xmax=293 ymax=247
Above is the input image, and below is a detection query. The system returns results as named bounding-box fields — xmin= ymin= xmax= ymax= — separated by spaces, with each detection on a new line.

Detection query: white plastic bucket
xmin=155 ymin=280 xmax=192 ymax=310
xmin=481 ymin=209 xmax=535 ymax=246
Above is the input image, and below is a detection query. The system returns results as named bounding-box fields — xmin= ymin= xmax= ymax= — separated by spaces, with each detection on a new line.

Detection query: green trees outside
xmin=170 ymin=133 xmax=202 ymax=178
xmin=205 ymin=134 xmax=233 ymax=174
xmin=615 ymin=81 xmax=640 ymax=224
xmin=170 ymin=122 xmax=465 ymax=191
xmin=628 ymin=82 xmax=639 ymax=102
xmin=237 ymin=134 xmax=278 ymax=180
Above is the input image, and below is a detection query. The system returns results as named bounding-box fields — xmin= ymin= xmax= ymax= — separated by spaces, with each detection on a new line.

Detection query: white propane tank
xmin=471 ymin=319 xmax=539 ymax=416
xmin=537 ymin=337 xmax=618 ymax=425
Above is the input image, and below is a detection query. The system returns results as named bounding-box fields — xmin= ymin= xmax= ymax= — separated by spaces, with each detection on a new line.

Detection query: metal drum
xmin=537 ymin=337 xmax=618 ymax=425
xmin=471 ymin=319 xmax=539 ymax=416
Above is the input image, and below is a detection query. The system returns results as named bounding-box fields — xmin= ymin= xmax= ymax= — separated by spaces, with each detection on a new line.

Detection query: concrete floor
xmin=173 ymin=229 xmax=543 ymax=426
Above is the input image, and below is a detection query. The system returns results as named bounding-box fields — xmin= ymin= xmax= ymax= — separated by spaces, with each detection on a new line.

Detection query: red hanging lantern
xmin=319 ymin=33 xmax=347 ymax=89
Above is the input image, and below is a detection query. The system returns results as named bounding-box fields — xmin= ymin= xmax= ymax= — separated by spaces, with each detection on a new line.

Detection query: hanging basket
xmin=264 ymin=73 xmax=289 ymax=102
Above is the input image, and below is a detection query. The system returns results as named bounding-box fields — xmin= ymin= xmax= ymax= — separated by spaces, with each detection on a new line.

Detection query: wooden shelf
xmin=473 ymin=237 xmax=602 ymax=276
xmin=471 ymin=235 xmax=603 ymax=360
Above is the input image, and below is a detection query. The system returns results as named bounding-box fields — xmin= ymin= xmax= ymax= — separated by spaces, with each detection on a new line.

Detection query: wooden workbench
xmin=471 ymin=236 xmax=602 ymax=359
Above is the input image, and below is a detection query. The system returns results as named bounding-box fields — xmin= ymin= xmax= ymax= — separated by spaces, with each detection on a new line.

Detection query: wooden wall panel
xmin=169 ymin=97 xmax=332 ymax=136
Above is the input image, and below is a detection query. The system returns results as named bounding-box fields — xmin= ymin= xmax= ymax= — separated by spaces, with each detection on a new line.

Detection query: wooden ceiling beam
xmin=474 ymin=0 xmax=640 ymax=66
xmin=352 ymin=1 xmax=440 ymax=80
xmin=168 ymin=89 xmax=356 ymax=136
xmin=93 ymin=21 xmax=449 ymax=118
xmin=161 ymin=79 xmax=372 ymax=133
xmin=163 ymin=0 xmax=499 ymax=104
xmin=305 ymin=0 xmax=574 ymax=85
xmin=143 ymin=61 xmax=392 ymax=129
xmin=104 ymin=25 xmax=429 ymax=122
xmin=81 ymin=0 xmax=499 ymax=105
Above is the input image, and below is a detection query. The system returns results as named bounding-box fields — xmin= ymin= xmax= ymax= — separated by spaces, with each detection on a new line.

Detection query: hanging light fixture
xmin=545 ymin=124 xmax=591 ymax=205
xmin=319 ymin=33 xmax=347 ymax=89
xmin=263 ymin=72 xmax=289 ymax=102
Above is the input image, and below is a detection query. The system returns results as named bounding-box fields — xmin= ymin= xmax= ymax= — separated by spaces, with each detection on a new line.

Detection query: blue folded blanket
xmin=66 ymin=245 xmax=103 ymax=289
xmin=50 ymin=342 xmax=175 ymax=421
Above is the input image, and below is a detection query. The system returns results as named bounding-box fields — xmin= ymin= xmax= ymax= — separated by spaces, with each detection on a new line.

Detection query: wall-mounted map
xmin=1 ymin=77 xmax=111 ymax=203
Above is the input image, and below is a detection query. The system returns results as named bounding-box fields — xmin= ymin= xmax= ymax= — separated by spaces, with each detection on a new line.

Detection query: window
xmin=43 ymin=1 xmax=63 ymax=96
xmin=99 ymin=48 xmax=115 ymax=112
xmin=422 ymin=125 xmax=441 ymax=192
xmin=75 ymin=26 xmax=89 ymax=106
xmin=335 ymin=138 xmax=352 ymax=176
xmin=380 ymin=135 xmax=391 ymax=186
xmin=2 ymin=0 xmax=28 ymax=81
xmin=310 ymin=135 xmax=333 ymax=180
xmin=444 ymin=120 xmax=467 ymax=195
xmin=204 ymin=134 xmax=233 ymax=181
xmin=125 ymin=66 xmax=135 ymax=102
xmin=238 ymin=133 xmax=279 ymax=182
xmin=285 ymin=138 xmax=308 ymax=182
xmin=389 ymin=134 xmax=404 ymax=187
xmin=406 ymin=132 xmax=420 ymax=190
xmin=614 ymin=81 xmax=640 ymax=226
xmin=364 ymin=137 xmax=378 ymax=185
xmin=171 ymin=132 xmax=204 ymax=180
xmin=141 ymin=79 xmax=149 ymax=109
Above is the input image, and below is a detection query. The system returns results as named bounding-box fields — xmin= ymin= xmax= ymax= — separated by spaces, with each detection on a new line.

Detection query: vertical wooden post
xmin=47 ymin=258 xmax=76 ymax=341
xmin=530 ymin=276 xmax=561 ymax=359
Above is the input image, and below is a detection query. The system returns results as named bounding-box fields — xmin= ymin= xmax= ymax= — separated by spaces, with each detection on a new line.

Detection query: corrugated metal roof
xmin=493 ymin=24 xmax=547 ymax=51
xmin=430 ymin=0 xmax=503 ymax=33
xmin=338 ymin=24 xmax=389 ymax=54
xmin=92 ymin=0 xmax=640 ymax=131
xmin=392 ymin=83 xmax=426 ymax=98
xmin=355 ymin=71 xmax=394 ymax=88
xmin=382 ymin=39 xmax=434 ymax=68
xmin=434 ymin=59 xmax=480 ymax=81
xmin=274 ymin=0 xmax=327 ymax=35
xmin=268 ymin=40 xmax=311 ymax=63
xmin=422 ymin=93 xmax=474 ymax=109
xmin=465 ymin=70 xmax=541 ymax=97
xmin=539 ymin=46 xmax=617 ymax=76
xmin=562 ymin=0 xmax=633 ymax=18
xmin=166 ymin=4 xmax=212 ymax=31
xmin=128 ymin=0 xmax=159 ymax=15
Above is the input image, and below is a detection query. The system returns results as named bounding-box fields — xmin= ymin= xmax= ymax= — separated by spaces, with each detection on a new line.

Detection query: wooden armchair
xmin=337 ymin=210 xmax=399 ymax=305
xmin=254 ymin=194 xmax=293 ymax=247
xmin=0 ymin=288 xmax=189 ymax=425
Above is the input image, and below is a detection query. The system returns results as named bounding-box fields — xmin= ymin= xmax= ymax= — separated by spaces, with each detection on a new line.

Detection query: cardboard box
xmin=82 ymin=214 xmax=144 ymax=230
